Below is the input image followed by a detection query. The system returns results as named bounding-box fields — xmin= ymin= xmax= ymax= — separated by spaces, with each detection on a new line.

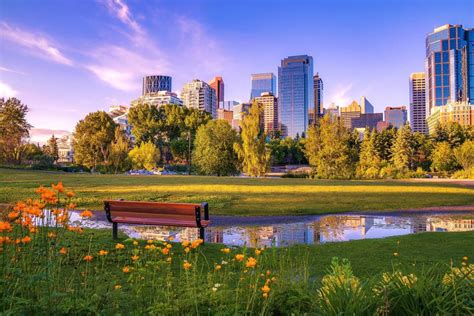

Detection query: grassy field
xmin=1 ymin=168 xmax=473 ymax=215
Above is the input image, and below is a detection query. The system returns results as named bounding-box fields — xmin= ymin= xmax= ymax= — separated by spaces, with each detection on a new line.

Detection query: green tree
xmin=0 ymin=97 xmax=32 ymax=164
xmin=431 ymin=141 xmax=458 ymax=173
xmin=128 ymin=141 xmax=161 ymax=171
xmin=73 ymin=111 xmax=116 ymax=169
xmin=432 ymin=122 xmax=472 ymax=147
xmin=412 ymin=132 xmax=433 ymax=171
xmin=128 ymin=104 xmax=164 ymax=146
xmin=170 ymin=138 xmax=188 ymax=163
xmin=356 ymin=129 xmax=382 ymax=179
xmin=453 ymin=140 xmax=474 ymax=171
xmin=184 ymin=108 xmax=212 ymax=172
xmin=304 ymin=114 xmax=354 ymax=179
xmin=391 ymin=125 xmax=415 ymax=175
xmin=234 ymin=101 xmax=270 ymax=177
xmin=375 ymin=126 xmax=397 ymax=162
xmin=193 ymin=120 xmax=239 ymax=176
xmin=44 ymin=134 xmax=59 ymax=163
xmin=109 ymin=127 xmax=131 ymax=173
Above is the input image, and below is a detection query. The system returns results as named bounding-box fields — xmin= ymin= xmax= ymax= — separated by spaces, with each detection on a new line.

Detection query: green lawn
xmin=0 ymin=168 xmax=473 ymax=216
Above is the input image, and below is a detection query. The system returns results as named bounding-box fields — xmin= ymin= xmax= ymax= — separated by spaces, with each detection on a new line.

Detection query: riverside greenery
xmin=0 ymin=183 xmax=473 ymax=314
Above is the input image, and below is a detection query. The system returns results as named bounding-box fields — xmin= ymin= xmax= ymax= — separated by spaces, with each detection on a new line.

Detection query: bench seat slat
xmin=105 ymin=200 xmax=199 ymax=216
xmin=110 ymin=211 xmax=197 ymax=220
xmin=112 ymin=217 xmax=210 ymax=227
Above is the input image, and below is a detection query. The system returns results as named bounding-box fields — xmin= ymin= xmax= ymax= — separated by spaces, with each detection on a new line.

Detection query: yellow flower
xmin=245 ymin=257 xmax=257 ymax=268
xmin=122 ymin=266 xmax=131 ymax=273
xmin=48 ymin=232 xmax=57 ymax=239
xmin=215 ymin=265 xmax=222 ymax=271
xmin=115 ymin=243 xmax=125 ymax=249
xmin=59 ymin=247 xmax=68 ymax=255
xmin=83 ymin=255 xmax=93 ymax=262
xmin=131 ymin=255 xmax=139 ymax=261
xmin=79 ymin=210 xmax=93 ymax=218
xmin=181 ymin=240 xmax=190 ymax=247
xmin=145 ymin=244 xmax=156 ymax=250
xmin=98 ymin=250 xmax=108 ymax=256
xmin=263 ymin=293 xmax=268 ymax=299
xmin=393 ymin=252 xmax=399 ymax=257
xmin=221 ymin=248 xmax=230 ymax=254
xmin=168 ymin=236 xmax=174 ymax=241
xmin=133 ymin=241 xmax=139 ymax=246
xmin=166 ymin=257 xmax=172 ymax=263
xmin=255 ymin=249 xmax=261 ymax=256
xmin=262 ymin=285 xmax=270 ymax=293
xmin=147 ymin=239 xmax=154 ymax=244
xmin=114 ymin=285 xmax=122 ymax=290
xmin=166 ymin=243 xmax=172 ymax=249
xmin=183 ymin=262 xmax=192 ymax=270
xmin=462 ymin=256 xmax=468 ymax=261
xmin=235 ymin=254 xmax=244 ymax=262
xmin=191 ymin=239 xmax=203 ymax=249
xmin=184 ymin=247 xmax=190 ymax=253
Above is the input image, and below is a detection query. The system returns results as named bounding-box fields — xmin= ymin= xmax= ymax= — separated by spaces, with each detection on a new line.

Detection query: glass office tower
xmin=425 ymin=24 xmax=474 ymax=113
xmin=278 ymin=55 xmax=314 ymax=138
xmin=250 ymin=73 xmax=277 ymax=100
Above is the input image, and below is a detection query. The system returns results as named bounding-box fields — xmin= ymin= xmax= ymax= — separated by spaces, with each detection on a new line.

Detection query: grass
xmin=1 ymin=168 xmax=473 ymax=216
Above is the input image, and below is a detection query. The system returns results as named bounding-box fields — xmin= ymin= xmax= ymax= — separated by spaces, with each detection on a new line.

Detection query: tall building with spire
xmin=409 ymin=72 xmax=428 ymax=134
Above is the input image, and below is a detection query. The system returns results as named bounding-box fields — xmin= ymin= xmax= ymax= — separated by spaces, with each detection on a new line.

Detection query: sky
xmin=1 ymin=0 xmax=473 ymax=141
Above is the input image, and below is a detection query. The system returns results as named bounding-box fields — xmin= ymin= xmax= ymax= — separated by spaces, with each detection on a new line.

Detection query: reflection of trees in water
xmin=427 ymin=216 xmax=474 ymax=232
xmin=245 ymin=226 xmax=275 ymax=248
xmin=314 ymin=216 xmax=347 ymax=241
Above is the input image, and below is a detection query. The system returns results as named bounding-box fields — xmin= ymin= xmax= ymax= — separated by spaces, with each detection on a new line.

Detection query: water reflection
xmin=60 ymin=211 xmax=474 ymax=247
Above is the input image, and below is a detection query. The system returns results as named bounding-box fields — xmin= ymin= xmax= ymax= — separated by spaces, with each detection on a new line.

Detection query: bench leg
xmin=113 ymin=222 xmax=118 ymax=240
xmin=199 ymin=227 xmax=205 ymax=241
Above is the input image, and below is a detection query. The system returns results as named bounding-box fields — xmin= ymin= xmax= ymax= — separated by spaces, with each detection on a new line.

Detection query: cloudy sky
xmin=1 ymin=0 xmax=473 ymax=139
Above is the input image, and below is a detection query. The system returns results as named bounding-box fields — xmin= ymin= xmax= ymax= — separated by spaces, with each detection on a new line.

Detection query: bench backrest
xmin=104 ymin=200 xmax=209 ymax=223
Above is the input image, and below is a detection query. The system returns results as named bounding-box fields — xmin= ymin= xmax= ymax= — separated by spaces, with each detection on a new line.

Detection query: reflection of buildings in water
xmin=245 ymin=226 xmax=276 ymax=248
xmin=316 ymin=215 xmax=375 ymax=241
xmin=411 ymin=217 xmax=428 ymax=233
xmin=131 ymin=225 xmax=179 ymax=241
xmin=275 ymin=223 xmax=314 ymax=246
xmin=427 ymin=217 xmax=474 ymax=232
xmin=206 ymin=227 xmax=224 ymax=243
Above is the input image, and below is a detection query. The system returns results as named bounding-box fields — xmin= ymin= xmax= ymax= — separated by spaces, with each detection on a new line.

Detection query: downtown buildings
xmin=384 ymin=106 xmax=408 ymax=128
xmin=209 ymin=76 xmax=225 ymax=107
xmin=181 ymin=79 xmax=217 ymax=118
xmin=250 ymin=73 xmax=277 ymax=100
xmin=254 ymin=92 xmax=279 ymax=134
xmin=409 ymin=72 xmax=428 ymax=133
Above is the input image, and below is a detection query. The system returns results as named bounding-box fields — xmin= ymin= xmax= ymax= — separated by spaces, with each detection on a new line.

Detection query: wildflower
xmin=166 ymin=243 xmax=172 ymax=249
xmin=393 ymin=252 xmax=399 ymax=257
xmin=122 ymin=266 xmax=131 ymax=273
xmin=212 ymin=287 xmax=218 ymax=292
xmin=183 ymin=261 xmax=192 ymax=270
xmin=168 ymin=236 xmax=174 ymax=241
xmin=221 ymin=248 xmax=230 ymax=254
xmin=59 ymin=247 xmax=68 ymax=255
xmin=262 ymin=285 xmax=270 ymax=293
xmin=79 ymin=210 xmax=93 ymax=218
xmin=245 ymin=257 xmax=257 ymax=268
xmin=29 ymin=227 xmax=38 ymax=234
xmin=83 ymin=255 xmax=93 ymax=262
xmin=271 ymin=277 xmax=277 ymax=282
xmin=147 ymin=239 xmax=154 ymax=244
xmin=255 ymin=249 xmax=261 ymax=256
xmin=131 ymin=255 xmax=139 ymax=261
xmin=181 ymin=240 xmax=190 ymax=247
xmin=67 ymin=203 xmax=77 ymax=209
xmin=8 ymin=211 xmax=19 ymax=220
xmin=98 ymin=250 xmax=108 ymax=256
xmin=48 ymin=232 xmax=57 ymax=239
xmin=221 ymin=260 xmax=228 ymax=265
xmin=263 ymin=293 xmax=268 ymax=299
xmin=52 ymin=182 xmax=64 ymax=192
xmin=67 ymin=226 xmax=83 ymax=234
xmin=235 ymin=254 xmax=245 ymax=262
xmin=161 ymin=248 xmax=169 ymax=255
xmin=133 ymin=241 xmax=139 ymax=246
xmin=0 ymin=221 xmax=12 ymax=233
xmin=145 ymin=244 xmax=156 ymax=250
xmin=166 ymin=257 xmax=172 ymax=263
xmin=191 ymin=239 xmax=203 ymax=249
xmin=462 ymin=256 xmax=468 ymax=261
xmin=21 ymin=236 xmax=31 ymax=244
xmin=215 ymin=265 xmax=222 ymax=271
xmin=184 ymin=247 xmax=190 ymax=253
xmin=66 ymin=191 xmax=75 ymax=198
xmin=266 ymin=270 xmax=271 ymax=276
xmin=115 ymin=243 xmax=125 ymax=249
xmin=114 ymin=285 xmax=122 ymax=290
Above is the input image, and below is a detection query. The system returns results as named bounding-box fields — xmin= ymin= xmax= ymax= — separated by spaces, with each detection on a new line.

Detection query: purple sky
xmin=0 ymin=0 xmax=473 ymax=141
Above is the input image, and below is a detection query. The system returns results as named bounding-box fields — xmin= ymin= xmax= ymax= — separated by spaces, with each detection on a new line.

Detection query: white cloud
xmin=0 ymin=81 xmax=18 ymax=98
xmin=102 ymin=0 xmax=143 ymax=36
xmin=0 ymin=22 xmax=73 ymax=66
xmin=327 ymin=83 xmax=354 ymax=107
xmin=0 ymin=66 xmax=25 ymax=75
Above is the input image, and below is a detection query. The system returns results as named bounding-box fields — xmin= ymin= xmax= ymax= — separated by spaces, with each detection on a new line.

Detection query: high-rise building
xmin=426 ymin=101 xmax=474 ymax=134
xmin=250 ymin=73 xmax=276 ymax=100
xmin=360 ymin=96 xmax=374 ymax=114
xmin=142 ymin=75 xmax=172 ymax=95
xmin=181 ymin=80 xmax=217 ymax=118
xmin=340 ymin=101 xmax=361 ymax=129
xmin=217 ymin=108 xmax=233 ymax=126
xmin=384 ymin=106 xmax=408 ymax=128
xmin=221 ymin=100 xmax=239 ymax=111
xmin=278 ymin=55 xmax=314 ymax=137
xmin=232 ymin=102 xmax=252 ymax=130
xmin=425 ymin=24 xmax=474 ymax=113
xmin=209 ymin=76 xmax=224 ymax=106
xmin=340 ymin=100 xmax=382 ymax=130
xmin=351 ymin=113 xmax=383 ymax=130
xmin=131 ymin=91 xmax=183 ymax=108
xmin=309 ymin=73 xmax=323 ymax=125
xmin=255 ymin=92 xmax=279 ymax=134
xmin=409 ymin=72 xmax=428 ymax=134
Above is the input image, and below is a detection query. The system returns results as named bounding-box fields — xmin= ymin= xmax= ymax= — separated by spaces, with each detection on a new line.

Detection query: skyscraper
xmin=278 ymin=55 xmax=314 ymax=138
xmin=181 ymin=79 xmax=217 ymax=118
xmin=409 ymin=72 xmax=428 ymax=134
xmin=209 ymin=76 xmax=224 ymax=106
xmin=250 ymin=73 xmax=276 ymax=100
xmin=255 ymin=92 xmax=279 ymax=134
xmin=360 ymin=96 xmax=374 ymax=114
xmin=309 ymin=73 xmax=323 ymax=125
xmin=384 ymin=106 xmax=408 ymax=128
xmin=142 ymin=75 xmax=172 ymax=95
xmin=425 ymin=24 xmax=474 ymax=113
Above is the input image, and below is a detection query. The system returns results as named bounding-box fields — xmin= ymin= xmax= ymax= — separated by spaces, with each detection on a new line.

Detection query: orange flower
xmin=115 ymin=243 xmax=125 ymax=249
xmin=122 ymin=266 xmax=131 ymax=273
xmin=245 ymin=257 xmax=257 ymax=268
xmin=261 ymin=285 xmax=270 ymax=294
xmin=255 ymin=249 xmax=262 ymax=256
xmin=83 ymin=255 xmax=93 ymax=262
xmin=184 ymin=247 xmax=190 ymax=253
xmin=66 ymin=191 xmax=75 ymax=198
xmin=79 ymin=210 xmax=93 ymax=218
xmin=131 ymin=255 xmax=139 ymax=261
xmin=21 ymin=236 xmax=31 ymax=244
xmin=67 ymin=203 xmax=77 ymax=209
xmin=161 ymin=248 xmax=170 ymax=255
xmin=59 ymin=247 xmax=68 ymax=255
xmin=0 ymin=236 xmax=11 ymax=245
xmin=183 ymin=262 xmax=192 ymax=270
xmin=98 ymin=250 xmax=108 ymax=256
xmin=191 ymin=239 xmax=203 ymax=249
xmin=221 ymin=248 xmax=231 ymax=254
xmin=114 ymin=284 xmax=122 ymax=289
xmin=52 ymin=182 xmax=64 ymax=193
xmin=181 ymin=240 xmax=190 ymax=247
xmin=8 ymin=211 xmax=19 ymax=220
xmin=235 ymin=254 xmax=244 ymax=262
xmin=215 ymin=265 xmax=222 ymax=271
xmin=145 ymin=244 xmax=156 ymax=250
xmin=48 ymin=232 xmax=57 ymax=239
xmin=0 ymin=221 xmax=12 ymax=233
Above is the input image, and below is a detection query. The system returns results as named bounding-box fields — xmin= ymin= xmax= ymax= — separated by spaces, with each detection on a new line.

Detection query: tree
xmin=412 ymin=132 xmax=433 ymax=171
xmin=128 ymin=104 xmax=164 ymax=146
xmin=375 ymin=126 xmax=397 ymax=162
xmin=73 ymin=111 xmax=116 ymax=169
xmin=109 ymin=127 xmax=131 ymax=173
xmin=0 ymin=97 xmax=32 ymax=164
xmin=128 ymin=141 xmax=160 ymax=170
xmin=453 ymin=140 xmax=474 ymax=171
xmin=431 ymin=142 xmax=458 ymax=173
xmin=184 ymin=108 xmax=212 ymax=172
xmin=193 ymin=120 xmax=239 ymax=176
xmin=391 ymin=125 xmax=415 ymax=175
xmin=234 ymin=101 xmax=270 ymax=177
xmin=304 ymin=114 xmax=354 ymax=179
xmin=44 ymin=134 xmax=59 ymax=163
xmin=432 ymin=122 xmax=472 ymax=148
xmin=356 ymin=129 xmax=382 ymax=179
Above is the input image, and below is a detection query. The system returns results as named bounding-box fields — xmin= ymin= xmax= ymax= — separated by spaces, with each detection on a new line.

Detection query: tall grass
xmin=0 ymin=183 xmax=472 ymax=314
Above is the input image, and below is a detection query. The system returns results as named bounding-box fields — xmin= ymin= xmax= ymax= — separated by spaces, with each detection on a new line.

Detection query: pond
xmin=57 ymin=210 xmax=474 ymax=247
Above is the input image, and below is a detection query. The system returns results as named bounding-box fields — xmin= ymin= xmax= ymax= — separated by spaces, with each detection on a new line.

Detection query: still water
xmin=63 ymin=210 xmax=474 ymax=248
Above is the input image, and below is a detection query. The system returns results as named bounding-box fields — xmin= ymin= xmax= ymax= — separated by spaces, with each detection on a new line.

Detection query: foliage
xmin=128 ymin=141 xmax=160 ymax=171
xmin=391 ymin=125 xmax=415 ymax=176
xmin=375 ymin=126 xmax=397 ymax=162
xmin=43 ymin=134 xmax=59 ymax=163
xmin=356 ymin=129 xmax=382 ymax=179
xmin=73 ymin=111 xmax=116 ymax=170
xmin=268 ymin=137 xmax=307 ymax=165
xmin=432 ymin=122 xmax=473 ymax=148
xmin=431 ymin=142 xmax=458 ymax=174
xmin=0 ymin=97 xmax=32 ymax=164
xmin=234 ymin=102 xmax=270 ymax=177
xmin=193 ymin=120 xmax=239 ymax=176
xmin=109 ymin=127 xmax=131 ymax=173
xmin=453 ymin=140 xmax=474 ymax=171
xmin=305 ymin=114 xmax=355 ymax=179
xmin=127 ymin=104 xmax=164 ymax=146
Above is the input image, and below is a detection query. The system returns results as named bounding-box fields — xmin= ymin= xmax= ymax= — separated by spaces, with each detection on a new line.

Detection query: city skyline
xmin=0 ymin=0 xmax=473 ymax=137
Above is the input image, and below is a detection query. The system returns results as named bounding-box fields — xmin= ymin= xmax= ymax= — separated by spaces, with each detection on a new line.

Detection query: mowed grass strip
xmin=0 ymin=168 xmax=473 ymax=215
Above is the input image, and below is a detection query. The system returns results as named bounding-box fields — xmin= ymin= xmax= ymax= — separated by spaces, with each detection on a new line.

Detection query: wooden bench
xmin=104 ymin=200 xmax=210 ymax=240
